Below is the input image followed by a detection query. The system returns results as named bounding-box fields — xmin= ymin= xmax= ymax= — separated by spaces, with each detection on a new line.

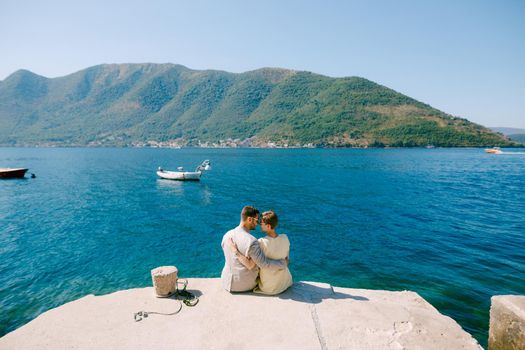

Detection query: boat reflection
xmin=156 ymin=179 xmax=185 ymax=195
xmin=157 ymin=179 xmax=213 ymax=205
xmin=200 ymin=184 xmax=212 ymax=205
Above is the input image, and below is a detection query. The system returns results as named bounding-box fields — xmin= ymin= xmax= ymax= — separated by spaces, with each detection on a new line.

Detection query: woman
xmin=227 ymin=210 xmax=292 ymax=295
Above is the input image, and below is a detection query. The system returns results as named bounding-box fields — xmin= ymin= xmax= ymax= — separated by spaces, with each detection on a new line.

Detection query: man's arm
xmin=247 ymin=241 xmax=286 ymax=270
xmin=227 ymin=238 xmax=256 ymax=270
xmin=235 ymin=251 xmax=257 ymax=270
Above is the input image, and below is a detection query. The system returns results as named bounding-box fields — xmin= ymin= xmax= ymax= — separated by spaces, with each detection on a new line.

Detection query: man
xmin=221 ymin=206 xmax=287 ymax=292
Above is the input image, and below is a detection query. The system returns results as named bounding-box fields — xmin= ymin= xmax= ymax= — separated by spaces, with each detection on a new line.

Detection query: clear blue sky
xmin=1 ymin=0 xmax=524 ymax=128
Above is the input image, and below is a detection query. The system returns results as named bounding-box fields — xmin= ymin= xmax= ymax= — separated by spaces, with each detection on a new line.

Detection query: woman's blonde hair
xmin=261 ymin=210 xmax=278 ymax=229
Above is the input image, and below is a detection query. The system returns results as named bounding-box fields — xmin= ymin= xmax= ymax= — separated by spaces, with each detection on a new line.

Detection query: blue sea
xmin=1 ymin=147 xmax=524 ymax=346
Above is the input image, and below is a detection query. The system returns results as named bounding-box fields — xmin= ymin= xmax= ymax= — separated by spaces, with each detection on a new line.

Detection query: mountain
xmin=508 ymin=135 xmax=525 ymax=143
xmin=489 ymin=127 xmax=525 ymax=135
xmin=489 ymin=127 xmax=525 ymax=144
xmin=0 ymin=63 xmax=517 ymax=147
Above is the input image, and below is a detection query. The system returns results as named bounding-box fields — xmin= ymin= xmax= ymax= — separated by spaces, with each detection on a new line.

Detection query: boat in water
xmin=485 ymin=147 xmax=503 ymax=154
xmin=157 ymin=160 xmax=211 ymax=181
xmin=0 ymin=168 xmax=28 ymax=179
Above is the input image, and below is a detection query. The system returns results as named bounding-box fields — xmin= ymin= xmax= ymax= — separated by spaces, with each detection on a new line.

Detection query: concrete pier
xmin=489 ymin=295 xmax=525 ymax=350
xmin=0 ymin=278 xmax=482 ymax=349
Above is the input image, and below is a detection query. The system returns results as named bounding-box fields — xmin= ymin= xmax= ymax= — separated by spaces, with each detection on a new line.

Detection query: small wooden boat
xmin=157 ymin=160 xmax=211 ymax=181
xmin=0 ymin=168 xmax=28 ymax=179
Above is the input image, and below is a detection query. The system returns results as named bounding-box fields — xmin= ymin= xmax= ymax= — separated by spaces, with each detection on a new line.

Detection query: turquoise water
xmin=1 ymin=147 xmax=524 ymax=346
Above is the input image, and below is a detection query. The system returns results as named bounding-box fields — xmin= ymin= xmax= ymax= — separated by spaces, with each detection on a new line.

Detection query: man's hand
xmin=227 ymin=238 xmax=238 ymax=253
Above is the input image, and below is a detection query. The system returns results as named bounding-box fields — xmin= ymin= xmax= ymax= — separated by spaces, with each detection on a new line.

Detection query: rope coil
xmin=134 ymin=282 xmax=199 ymax=322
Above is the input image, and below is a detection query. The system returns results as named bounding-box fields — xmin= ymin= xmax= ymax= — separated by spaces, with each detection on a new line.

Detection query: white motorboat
xmin=157 ymin=160 xmax=211 ymax=181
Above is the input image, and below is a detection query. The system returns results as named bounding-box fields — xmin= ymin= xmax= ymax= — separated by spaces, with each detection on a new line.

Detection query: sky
xmin=1 ymin=0 xmax=524 ymax=128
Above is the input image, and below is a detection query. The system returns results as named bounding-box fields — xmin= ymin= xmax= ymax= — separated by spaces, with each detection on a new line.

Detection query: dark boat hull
xmin=0 ymin=168 xmax=28 ymax=179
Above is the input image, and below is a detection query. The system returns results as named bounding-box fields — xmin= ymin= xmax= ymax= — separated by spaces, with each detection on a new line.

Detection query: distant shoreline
xmin=0 ymin=144 xmax=523 ymax=149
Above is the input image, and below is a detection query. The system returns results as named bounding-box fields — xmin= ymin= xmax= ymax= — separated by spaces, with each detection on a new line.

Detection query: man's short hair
xmin=262 ymin=210 xmax=278 ymax=229
xmin=241 ymin=206 xmax=260 ymax=221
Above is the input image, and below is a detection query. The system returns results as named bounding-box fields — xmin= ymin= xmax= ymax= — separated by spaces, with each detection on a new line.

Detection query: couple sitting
xmin=221 ymin=206 xmax=292 ymax=295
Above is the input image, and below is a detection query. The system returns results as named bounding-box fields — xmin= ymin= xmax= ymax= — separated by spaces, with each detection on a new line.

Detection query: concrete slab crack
xmin=310 ymin=304 xmax=328 ymax=350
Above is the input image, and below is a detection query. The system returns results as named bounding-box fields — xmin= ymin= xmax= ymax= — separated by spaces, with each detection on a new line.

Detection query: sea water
xmin=1 ymin=147 xmax=524 ymax=346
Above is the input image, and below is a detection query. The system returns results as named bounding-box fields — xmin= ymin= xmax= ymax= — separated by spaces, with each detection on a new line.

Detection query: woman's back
xmin=255 ymin=234 xmax=292 ymax=295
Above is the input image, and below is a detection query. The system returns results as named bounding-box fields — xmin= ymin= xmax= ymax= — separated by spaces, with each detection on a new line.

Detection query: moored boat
xmin=157 ymin=160 xmax=211 ymax=181
xmin=0 ymin=168 xmax=28 ymax=179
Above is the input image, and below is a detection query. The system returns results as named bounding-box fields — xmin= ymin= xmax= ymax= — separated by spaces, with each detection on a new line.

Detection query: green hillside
xmin=0 ymin=63 xmax=517 ymax=147
xmin=509 ymin=134 xmax=525 ymax=144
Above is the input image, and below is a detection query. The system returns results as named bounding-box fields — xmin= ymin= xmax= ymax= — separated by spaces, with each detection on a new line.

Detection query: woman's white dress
xmin=254 ymin=234 xmax=293 ymax=295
